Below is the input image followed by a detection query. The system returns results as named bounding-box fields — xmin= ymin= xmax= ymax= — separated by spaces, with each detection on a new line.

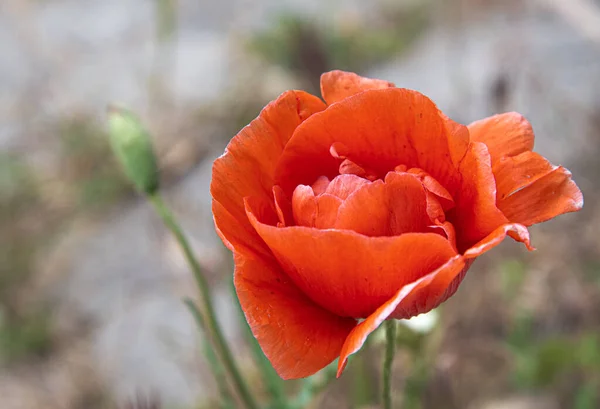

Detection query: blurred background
xmin=1 ymin=0 xmax=599 ymax=408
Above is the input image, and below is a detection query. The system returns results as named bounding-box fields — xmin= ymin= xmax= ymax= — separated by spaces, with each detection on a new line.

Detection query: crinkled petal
xmin=311 ymin=176 xmax=330 ymax=195
xmin=493 ymin=151 xmax=556 ymax=201
xmin=275 ymin=88 xmax=465 ymax=197
xmin=449 ymin=142 xmax=509 ymax=251
xmin=320 ymin=70 xmax=395 ymax=105
xmin=492 ymin=150 xmax=583 ymax=226
xmin=211 ymin=90 xmax=325 ymax=255
xmin=431 ymin=220 xmax=457 ymax=252
xmin=291 ymin=185 xmax=342 ymax=229
xmin=337 ymin=220 xmax=536 ymax=377
xmin=246 ymin=196 xmax=457 ymax=318
xmin=334 ymin=172 xmax=432 ymax=236
xmin=291 ymin=185 xmax=317 ymax=227
xmin=325 ymin=174 xmax=370 ymax=200
xmin=464 ymin=222 xmax=534 ymax=258
xmin=234 ymin=252 xmax=356 ymax=380
xmin=337 ymin=255 xmax=467 ymax=377
xmin=212 ymin=200 xmax=272 ymax=260
xmin=499 ymin=167 xmax=584 ymax=226
xmin=273 ymin=185 xmax=293 ymax=227
xmin=440 ymin=113 xmax=470 ymax=165
xmin=468 ymin=112 xmax=535 ymax=165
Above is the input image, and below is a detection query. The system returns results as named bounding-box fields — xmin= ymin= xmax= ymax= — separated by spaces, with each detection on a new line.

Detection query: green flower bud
xmin=107 ymin=106 xmax=159 ymax=195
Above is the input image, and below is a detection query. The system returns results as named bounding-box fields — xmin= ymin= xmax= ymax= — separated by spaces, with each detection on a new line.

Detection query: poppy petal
xmin=313 ymin=195 xmax=344 ymax=229
xmin=337 ymin=255 xmax=467 ymax=377
xmin=311 ymin=176 xmax=330 ymax=195
xmin=441 ymin=113 xmax=470 ymax=165
xmin=499 ymin=167 xmax=584 ymax=226
xmin=320 ymin=70 xmax=395 ymax=105
xmin=212 ymin=200 xmax=272 ymax=260
xmin=431 ymin=220 xmax=457 ymax=252
xmin=275 ymin=88 xmax=463 ymax=197
xmin=334 ymin=172 xmax=432 ymax=236
xmin=234 ymin=252 xmax=356 ymax=379
xmin=291 ymin=185 xmax=318 ymax=227
xmin=464 ymin=222 xmax=534 ymax=259
xmin=212 ymin=90 xmax=325 ymax=254
xmin=407 ymin=168 xmax=455 ymax=211
xmin=493 ymin=151 xmax=556 ymax=202
xmin=291 ymin=186 xmax=343 ymax=229
xmin=246 ymin=196 xmax=457 ymax=318
xmin=273 ymin=185 xmax=293 ymax=227
xmin=325 ymin=174 xmax=370 ymax=200
xmin=449 ymin=142 xmax=509 ymax=251
xmin=468 ymin=112 xmax=535 ymax=165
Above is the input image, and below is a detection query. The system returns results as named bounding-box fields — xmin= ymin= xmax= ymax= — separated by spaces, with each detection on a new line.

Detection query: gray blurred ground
xmin=1 ymin=0 xmax=599 ymax=408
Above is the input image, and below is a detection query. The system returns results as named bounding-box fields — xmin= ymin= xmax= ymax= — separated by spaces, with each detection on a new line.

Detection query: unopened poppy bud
xmin=107 ymin=106 xmax=159 ymax=195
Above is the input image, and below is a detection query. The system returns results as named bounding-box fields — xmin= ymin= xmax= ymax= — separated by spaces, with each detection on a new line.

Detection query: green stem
xmin=184 ymin=299 xmax=235 ymax=409
xmin=149 ymin=194 xmax=259 ymax=409
xmin=383 ymin=320 xmax=397 ymax=409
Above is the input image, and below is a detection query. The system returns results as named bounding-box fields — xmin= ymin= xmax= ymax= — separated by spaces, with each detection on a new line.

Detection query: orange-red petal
xmin=337 ymin=221 xmax=534 ymax=377
xmin=468 ymin=112 xmax=535 ymax=165
xmin=493 ymin=151 xmax=556 ymax=201
xmin=291 ymin=185 xmax=342 ymax=229
xmin=463 ymin=222 xmax=533 ymax=258
xmin=325 ymin=174 xmax=370 ymax=200
xmin=273 ymin=185 xmax=292 ymax=227
xmin=275 ymin=88 xmax=464 ymax=197
xmin=431 ymin=220 xmax=458 ymax=252
xmin=499 ymin=167 xmax=584 ymax=226
xmin=407 ymin=168 xmax=455 ymax=212
xmin=211 ymin=90 xmax=325 ymax=255
xmin=311 ymin=176 xmax=330 ymax=195
xmin=492 ymin=150 xmax=583 ymax=225
xmin=449 ymin=142 xmax=509 ymax=251
xmin=337 ymin=255 xmax=467 ymax=377
xmin=334 ymin=172 xmax=432 ymax=236
xmin=234 ymin=252 xmax=356 ymax=379
xmin=441 ymin=113 xmax=470 ymax=165
xmin=246 ymin=196 xmax=457 ymax=318
xmin=320 ymin=70 xmax=395 ymax=105
xmin=212 ymin=200 xmax=272 ymax=260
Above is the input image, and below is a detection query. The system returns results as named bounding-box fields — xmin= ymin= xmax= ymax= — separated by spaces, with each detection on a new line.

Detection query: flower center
xmin=289 ymin=164 xmax=456 ymax=247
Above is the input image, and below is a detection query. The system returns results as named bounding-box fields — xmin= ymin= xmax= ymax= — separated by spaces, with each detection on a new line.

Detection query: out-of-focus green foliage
xmin=60 ymin=117 xmax=133 ymax=207
xmin=0 ymin=154 xmax=54 ymax=363
xmin=0 ymin=154 xmax=39 ymax=297
xmin=499 ymin=258 xmax=527 ymax=301
xmin=155 ymin=0 xmax=177 ymax=42
xmin=0 ymin=117 xmax=134 ymax=364
xmin=247 ymin=3 xmax=430 ymax=90
xmin=0 ymin=310 xmax=53 ymax=363
xmin=508 ymin=310 xmax=600 ymax=406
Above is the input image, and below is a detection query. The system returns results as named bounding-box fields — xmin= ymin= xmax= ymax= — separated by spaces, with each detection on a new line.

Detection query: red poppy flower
xmin=210 ymin=70 xmax=583 ymax=379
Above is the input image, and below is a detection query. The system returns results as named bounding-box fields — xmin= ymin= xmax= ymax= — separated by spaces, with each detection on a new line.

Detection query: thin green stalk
xmin=184 ymin=298 xmax=235 ymax=409
xmin=352 ymin=353 xmax=371 ymax=407
xmin=402 ymin=316 xmax=444 ymax=409
xmin=149 ymin=194 xmax=259 ymax=409
xmin=383 ymin=320 xmax=397 ymax=409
